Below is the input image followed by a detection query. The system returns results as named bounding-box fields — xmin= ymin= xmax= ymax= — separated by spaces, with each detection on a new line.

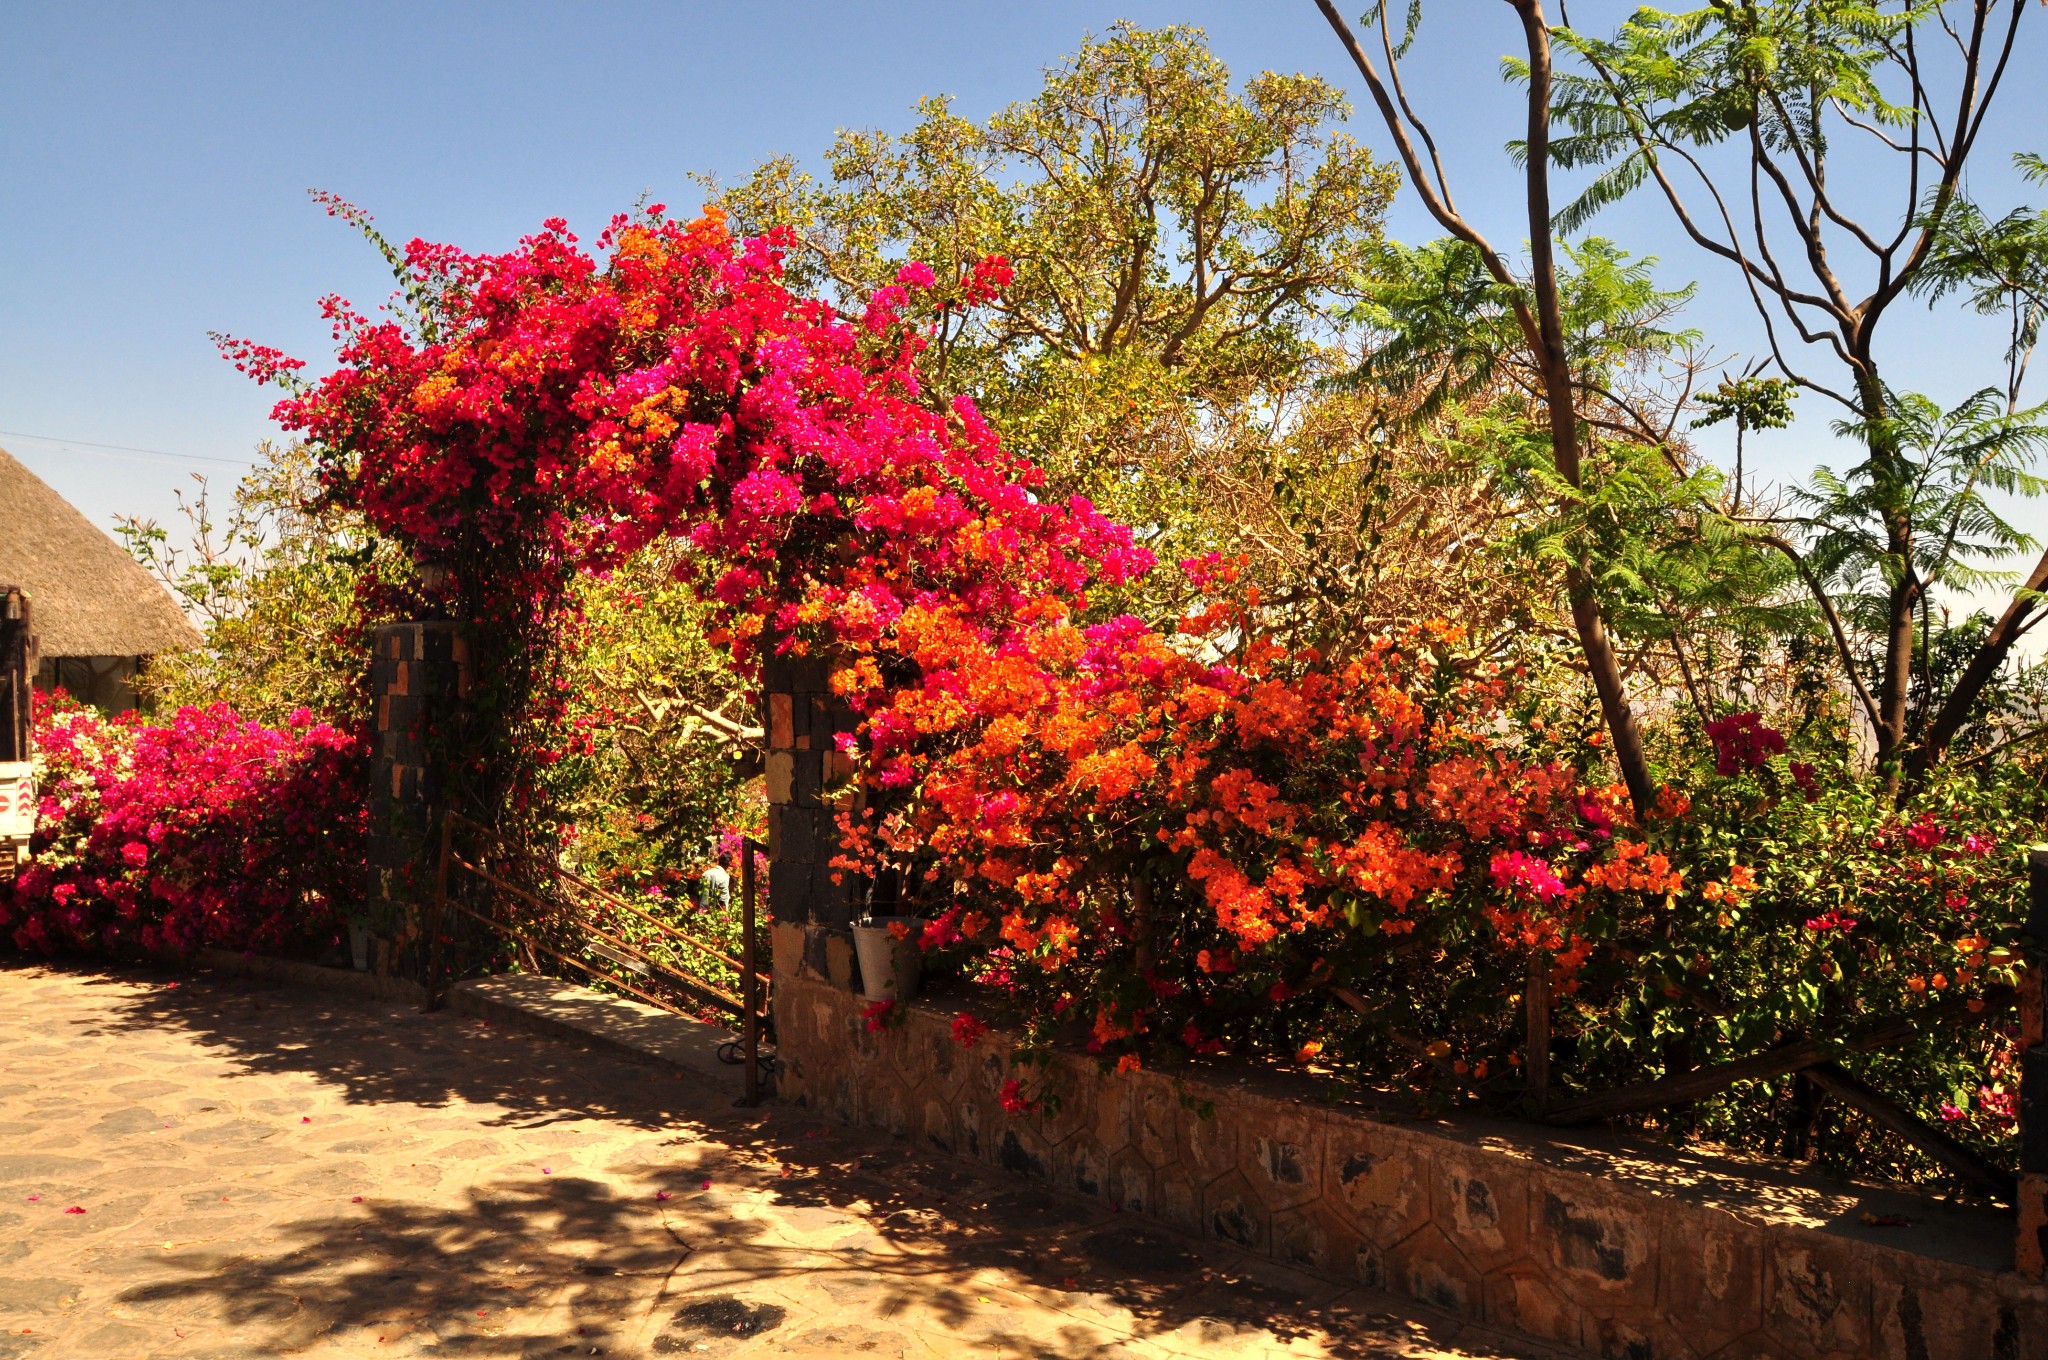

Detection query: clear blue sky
xmin=4 ymin=1 xmax=2045 ymax=559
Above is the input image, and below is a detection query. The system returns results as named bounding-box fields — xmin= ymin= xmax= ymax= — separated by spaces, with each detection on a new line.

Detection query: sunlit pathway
xmin=0 ymin=961 xmax=1564 ymax=1359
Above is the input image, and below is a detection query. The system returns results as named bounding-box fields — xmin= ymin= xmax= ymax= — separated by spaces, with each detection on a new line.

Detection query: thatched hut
xmin=0 ymin=445 xmax=201 ymax=711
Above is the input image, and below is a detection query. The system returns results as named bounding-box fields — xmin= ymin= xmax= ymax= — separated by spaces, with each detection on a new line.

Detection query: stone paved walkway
xmin=0 ymin=960 xmax=1566 ymax=1360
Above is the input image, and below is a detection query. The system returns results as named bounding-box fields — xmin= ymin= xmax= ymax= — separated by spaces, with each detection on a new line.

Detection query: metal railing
xmin=424 ymin=810 xmax=771 ymax=1105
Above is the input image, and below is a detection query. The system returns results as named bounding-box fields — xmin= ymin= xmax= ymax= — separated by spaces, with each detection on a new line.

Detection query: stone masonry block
xmin=792 ymin=689 xmax=811 ymax=749
xmin=1090 ymin=1073 xmax=1135 ymax=1156
xmin=768 ymin=803 xmax=815 ymax=864
xmin=1325 ymin=1125 xmax=1432 ymax=1249
xmin=1103 ymin=1147 xmax=1155 ymax=1216
xmin=962 ymin=1047 xmax=1011 ymax=1100
xmin=1271 ymin=1200 xmax=1341 ymax=1274
xmin=1531 ymin=1169 xmax=1660 ymax=1309
xmin=917 ymin=1092 xmax=958 ymax=1155
xmin=1435 ymin=1149 xmax=1531 ymax=1274
xmin=1390 ymin=1221 xmax=1483 ymax=1318
xmin=1764 ymin=1233 xmax=1875 ymax=1357
xmin=1179 ymin=1091 xmax=1240 ymax=1184
xmin=858 ymin=1069 xmax=911 ymax=1138
xmin=956 ymin=1091 xmax=993 ymax=1162
xmin=995 ymin=1117 xmax=1052 ymax=1181
xmin=822 ymin=928 xmax=857 ymax=990
xmin=1152 ymin=1170 xmax=1200 ymax=1233
xmin=1702 ymin=1333 xmax=1801 ymax=1360
xmin=765 ymin=752 xmax=794 ymax=804
xmin=770 ymin=920 xmax=805 ymax=983
xmin=1244 ymin=1100 xmax=1325 ymax=1213
xmin=761 ymin=652 xmax=828 ymax=694
xmin=769 ymin=693 xmax=793 ymax=750
xmin=809 ymin=859 xmax=852 ymax=927
xmin=770 ymin=862 xmax=811 ymax=923
xmin=1588 ymin=1312 xmax=1694 ymax=1360
xmin=1656 ymin=1206 xmax=1767 ymax=1354
xmin=1201 ymin=1168 xmax=1271 ymax=1254
xmin=1132 ymin=1076 xmax=1183 ymax=1173
xmin=1481 ymin=1259 xmax=1588 ymax=1354
xmin=793 ymin=749 xmax=823 ymax=807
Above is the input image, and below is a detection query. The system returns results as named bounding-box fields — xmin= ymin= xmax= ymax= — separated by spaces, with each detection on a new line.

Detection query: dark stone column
xmin=761 ymin=650 xmax=862 ymax=990
xmin=363 ymin=621 xmax=468 ymax=977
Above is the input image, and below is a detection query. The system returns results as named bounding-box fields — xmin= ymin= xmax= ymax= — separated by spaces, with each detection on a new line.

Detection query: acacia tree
xmin=716 ymin=23 xmax=1418 ymax=630
xmin=1539 ymin=0 xmax=2040 ymax=780
xmin=1315 ymin=0 xmax=1661 ymax=815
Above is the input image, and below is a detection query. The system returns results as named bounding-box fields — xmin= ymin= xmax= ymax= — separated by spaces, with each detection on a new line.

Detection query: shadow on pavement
xmin=19 ymin=958 xmax=1544 ymax=1359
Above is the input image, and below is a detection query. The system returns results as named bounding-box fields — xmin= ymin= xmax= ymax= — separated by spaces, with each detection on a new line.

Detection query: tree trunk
xmin=1906 ymin=544 xmax=2048 ymax=782
xmin=1513 ymin=0 xmax=1658 ymax=817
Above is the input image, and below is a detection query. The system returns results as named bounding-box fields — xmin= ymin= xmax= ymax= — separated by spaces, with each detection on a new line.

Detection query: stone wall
xmin=771 ymin=953 xmax=2046 ymax=1360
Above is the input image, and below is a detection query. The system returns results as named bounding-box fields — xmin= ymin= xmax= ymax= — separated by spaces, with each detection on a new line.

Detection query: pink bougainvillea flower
xmin=998 ymin=1078 xmax=1038 ymax=1115
xmin=655 ymin=1191 xmax=672 ymax=1202
xmin=62 ymin=1206 xmax=84 ymax=1215
xmin=1489 ymin=851 xmax=1567 ymax=903
xmin=1704 ymin=711 xmax=1787 ymax=776
xmin=1903 ymin=816 xmax=1945 ymax=851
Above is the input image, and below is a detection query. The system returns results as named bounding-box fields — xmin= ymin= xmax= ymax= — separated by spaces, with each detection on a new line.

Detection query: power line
xmin=0 ymin=428 xmax=251 ymax=466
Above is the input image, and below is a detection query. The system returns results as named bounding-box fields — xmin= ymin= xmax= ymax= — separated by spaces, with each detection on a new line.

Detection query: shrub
xmin=2 ymin=693 xmax=367 ymax=957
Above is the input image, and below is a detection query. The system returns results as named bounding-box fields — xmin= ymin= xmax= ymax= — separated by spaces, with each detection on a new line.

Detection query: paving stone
xmin=0 ymin=1280 xmax=76 ymax=1312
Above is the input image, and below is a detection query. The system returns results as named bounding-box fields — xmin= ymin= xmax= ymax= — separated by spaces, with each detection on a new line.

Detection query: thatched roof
xmin=0 ymin=446 xmax=202 ymax=657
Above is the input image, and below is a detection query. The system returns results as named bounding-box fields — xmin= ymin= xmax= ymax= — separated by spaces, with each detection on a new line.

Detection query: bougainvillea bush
xmin=1 ymin=693 xmax=366 ymax=957
xmin=243 ymin=203 xmax=2041 ymax=1190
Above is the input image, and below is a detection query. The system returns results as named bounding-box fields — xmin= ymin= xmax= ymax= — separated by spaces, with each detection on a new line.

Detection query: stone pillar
xmin=364 ymin=621 xmax=468 ymax=976
xmin=762 ymin=650 xmax=862 ymax=992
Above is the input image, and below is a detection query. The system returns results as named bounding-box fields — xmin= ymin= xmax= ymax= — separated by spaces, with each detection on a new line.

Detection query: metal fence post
xmin=741 ymin=836 xmax=760 ymax=1108
xmin=422 ymin=811 xmax=453 ymax=1013
xmin=2016 ymin=845 xmax=2048 ymax=1277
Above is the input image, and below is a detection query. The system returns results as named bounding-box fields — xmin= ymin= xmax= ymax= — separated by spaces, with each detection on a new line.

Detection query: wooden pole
xmin=2018 ymin=846 xmax=2048 ymax=1277
xmin=741 ymin=836 xmax=760 ymax=1108
xmin=1525 ymin=952 xmax=1551 ymax=1114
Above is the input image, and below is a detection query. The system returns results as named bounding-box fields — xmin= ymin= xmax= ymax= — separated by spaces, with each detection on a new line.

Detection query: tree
xmin=1541 ymin=0 xmax=2041 ymax=780
xmin=716 ymin=23 xmax=1405 ymax=625
xmin=117 ymin=442 xmax=388 ymax=727
xmin=1314 ymin=0 xmax=1662 ymax=815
